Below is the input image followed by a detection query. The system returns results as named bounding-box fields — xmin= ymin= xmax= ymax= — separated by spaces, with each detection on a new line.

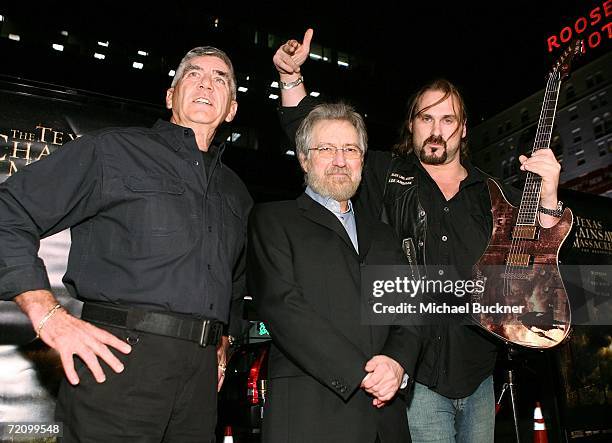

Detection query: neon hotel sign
xmin=546 ymin=0 xmax=611 ymax=53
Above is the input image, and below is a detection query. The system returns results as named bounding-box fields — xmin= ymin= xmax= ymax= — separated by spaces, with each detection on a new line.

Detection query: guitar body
xmin=471 ymin=179 xmax=573 ymax=348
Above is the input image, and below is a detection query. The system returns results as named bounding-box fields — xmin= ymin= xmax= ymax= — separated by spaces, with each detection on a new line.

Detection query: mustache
xmin=326 ymin=166 xmax=351 ymax=176
xmin=422 ymin=135 xmax=447 ymax=148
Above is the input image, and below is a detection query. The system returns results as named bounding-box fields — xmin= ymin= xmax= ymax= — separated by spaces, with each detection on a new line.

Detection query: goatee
xmin=417 ymin=135 xmax=447 ymax=165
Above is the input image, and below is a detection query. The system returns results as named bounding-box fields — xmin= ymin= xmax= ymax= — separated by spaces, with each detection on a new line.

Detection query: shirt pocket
xmin=220 ymin=194 xmax=247 ymax=264
xmin=122 ymin=175 xmax=193 ymax=256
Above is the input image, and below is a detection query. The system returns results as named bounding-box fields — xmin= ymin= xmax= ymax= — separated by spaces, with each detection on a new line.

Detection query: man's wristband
xmin=36 ymin=304 xmax=63 ymax=339
xmin=280 ymin=75 xmax=304 ymax=90
xmin=538 ymin=201 xmax=564 ymax=218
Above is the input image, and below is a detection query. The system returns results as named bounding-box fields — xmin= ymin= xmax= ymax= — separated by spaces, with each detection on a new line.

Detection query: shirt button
xmin=194 ymin=160 xmax=199 ymax=166
xmin=441 ymin=235 xmax=448 ymax=242
xmin=419 ymin=210 xmax=426 ymax=218
xmin=443 ymin=206 xmax=449 ymax=213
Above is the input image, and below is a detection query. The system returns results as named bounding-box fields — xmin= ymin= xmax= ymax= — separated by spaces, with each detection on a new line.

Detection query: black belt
xmin=81 ymin=302 xmax=223 ymax=347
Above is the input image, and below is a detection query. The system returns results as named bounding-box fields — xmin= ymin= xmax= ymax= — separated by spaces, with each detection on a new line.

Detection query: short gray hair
xmin=295 ymin=102 xmax=368 ymax=159
xmin=171 ymin=46 xmax=237 ymax=99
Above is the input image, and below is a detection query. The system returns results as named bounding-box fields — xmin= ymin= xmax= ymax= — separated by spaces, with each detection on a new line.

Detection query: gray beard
xmin=306 ymin=171 xmax=361 ymax=202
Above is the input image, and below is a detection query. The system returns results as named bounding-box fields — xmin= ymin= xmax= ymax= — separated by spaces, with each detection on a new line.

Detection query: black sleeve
xmin=0 ymin=135 xmax=104 ymax=300
xmin=381 ymin=326 xmax=423 ymax=378
xmin=353 ymin=150 xmax=393 ymax=220
xmin=278 ymin=96 xmax=321 ymax=146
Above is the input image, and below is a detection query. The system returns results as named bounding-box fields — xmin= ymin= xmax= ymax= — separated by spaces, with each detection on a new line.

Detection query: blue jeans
xmin=406 ymin=376 xmax=494 ymax=443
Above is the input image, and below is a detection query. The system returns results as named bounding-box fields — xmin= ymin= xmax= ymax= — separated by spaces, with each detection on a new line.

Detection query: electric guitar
xmin=471 ymin=41 xmax=583 ymax=349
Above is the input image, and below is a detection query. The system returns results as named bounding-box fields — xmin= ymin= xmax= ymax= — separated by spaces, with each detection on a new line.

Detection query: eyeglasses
xmin=308 ymin=144 xmax=363 ymax=159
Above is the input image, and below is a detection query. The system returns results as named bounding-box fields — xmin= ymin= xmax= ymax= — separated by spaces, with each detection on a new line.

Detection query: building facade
xmin=470 ymin=52 xmax=612 ymax=197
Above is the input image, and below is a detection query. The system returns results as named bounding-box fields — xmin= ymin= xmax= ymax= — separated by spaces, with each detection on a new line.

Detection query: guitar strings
xmin=511 ymin=74 xmax=556 ymax=295
xmin=505 ymin=73 xmax=561 ymax=303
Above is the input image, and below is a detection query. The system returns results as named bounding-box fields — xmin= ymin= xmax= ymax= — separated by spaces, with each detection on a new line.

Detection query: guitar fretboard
xmin=516 ymin=73 xmax=562 ymax=226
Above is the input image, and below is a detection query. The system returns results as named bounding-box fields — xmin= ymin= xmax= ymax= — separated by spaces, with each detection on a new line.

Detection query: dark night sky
xmin=2 ymin=0 xmax=610 ymax=124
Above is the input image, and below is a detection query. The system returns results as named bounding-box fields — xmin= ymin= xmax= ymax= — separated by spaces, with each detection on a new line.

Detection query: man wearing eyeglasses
xmin=247 ymin=102 xmax=419 ymax=443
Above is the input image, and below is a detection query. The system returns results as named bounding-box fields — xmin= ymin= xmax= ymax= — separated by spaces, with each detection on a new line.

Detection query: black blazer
xmin=248 ymin=193 xmax=419 ymax=443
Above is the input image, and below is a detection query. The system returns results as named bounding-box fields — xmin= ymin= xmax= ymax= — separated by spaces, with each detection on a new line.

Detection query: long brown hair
xmin=393 ymin=79 xmax=468 ymax=158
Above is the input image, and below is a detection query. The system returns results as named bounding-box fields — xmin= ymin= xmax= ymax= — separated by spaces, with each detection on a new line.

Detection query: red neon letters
xmin=546 ymin=0 xmax=612 ymax=53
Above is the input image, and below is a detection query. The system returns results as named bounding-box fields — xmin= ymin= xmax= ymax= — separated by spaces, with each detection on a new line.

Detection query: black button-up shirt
xmin=414 ymin=158 xmax=502 ymax=398
xmin=0 ymin=119 xmax=252 ymax=325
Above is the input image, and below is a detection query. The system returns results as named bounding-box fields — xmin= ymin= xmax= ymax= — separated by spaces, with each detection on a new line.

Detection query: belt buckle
xmin=198 ymin=320 xmax=221 ymax=347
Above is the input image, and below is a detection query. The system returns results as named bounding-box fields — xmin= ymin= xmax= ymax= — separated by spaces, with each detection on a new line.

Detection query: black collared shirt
xmin=0 ymin=119 xmax=252 ymax=325
xmin=413 ymin=157 xmax=503 ymax=398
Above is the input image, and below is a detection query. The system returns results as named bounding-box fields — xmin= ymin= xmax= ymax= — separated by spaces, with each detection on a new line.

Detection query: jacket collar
xmin=297 ymin=193 xmax=372 ymax=260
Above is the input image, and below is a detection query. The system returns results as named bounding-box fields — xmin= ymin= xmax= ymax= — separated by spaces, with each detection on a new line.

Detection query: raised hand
xmin=519 ymin=148 xmax=560 ymax=203
xmin=273 ymin=28 xmax=314 ymax=76
xmin=519 ymin=148 xmax=561 ymax=227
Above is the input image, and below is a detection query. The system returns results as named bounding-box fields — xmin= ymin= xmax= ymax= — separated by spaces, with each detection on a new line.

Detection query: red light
xmin=247 ymin=347 xmax=268 ymax=405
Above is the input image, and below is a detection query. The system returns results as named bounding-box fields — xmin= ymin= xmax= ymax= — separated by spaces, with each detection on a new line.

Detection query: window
xmin=590 ymin=95 xmax=598 ymax=111
xmin=593 ymin=117 xmax=604 ymax=139
xmin=575 ymin=148 xmax=585 ymax=166
xmin=505 ymin=120 xmax=512 ymax=131
xmin=595 ymin=71 xmax=604 ymax=84
xmin=572 ymin=128 xmax=582 ymax=144
xmin=309 ymin=43 xmax=331 ymax=63
xmin=586 ymin=75 xmax=594 ymax=89
xmin=337 ymin=52 xmax=350 ymax=68
xmin=508 ymin=156 xmax=518 ymax=177
xmin=551 ymin=134 xmax=563 ymax=160
xmin=565 ymin=83 xmax=575 ymax=101
xmin=599 ymin=91 xmax=608 ymax=107
xmin=598 ymin=141 xmax=607 ymax=156
xmin=604 ymin=112 xmax=612 ymax=134
xmin=521 ymin=108 xmax=529 ymax=124
xmin=568 ymin=106 xmax=578 ymax=121
xmin=267 ymin=33 xmax=281 ymax=49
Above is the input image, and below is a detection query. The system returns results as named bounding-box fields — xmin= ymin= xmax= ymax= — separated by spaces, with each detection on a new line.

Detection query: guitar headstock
xmin=551 ymin=40 xmax=584 ymax=81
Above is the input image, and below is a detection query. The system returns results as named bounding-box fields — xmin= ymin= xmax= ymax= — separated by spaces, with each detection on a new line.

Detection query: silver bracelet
xmin=280 ymin=75 xmax=304 ymax=90
xmin=36 ymin=303 xmax=63 ymax=339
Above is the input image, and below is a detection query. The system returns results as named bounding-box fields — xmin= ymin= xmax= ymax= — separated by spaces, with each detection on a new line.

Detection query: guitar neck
xmin=516 ymin=74 xmax=562 ymax=226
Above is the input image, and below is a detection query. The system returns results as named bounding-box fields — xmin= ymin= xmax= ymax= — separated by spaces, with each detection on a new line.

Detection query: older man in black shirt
xmin=273 ymin=30 xmax=563 ymax=442
xmin=0 ymin=46 xmax=252 ymax=442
